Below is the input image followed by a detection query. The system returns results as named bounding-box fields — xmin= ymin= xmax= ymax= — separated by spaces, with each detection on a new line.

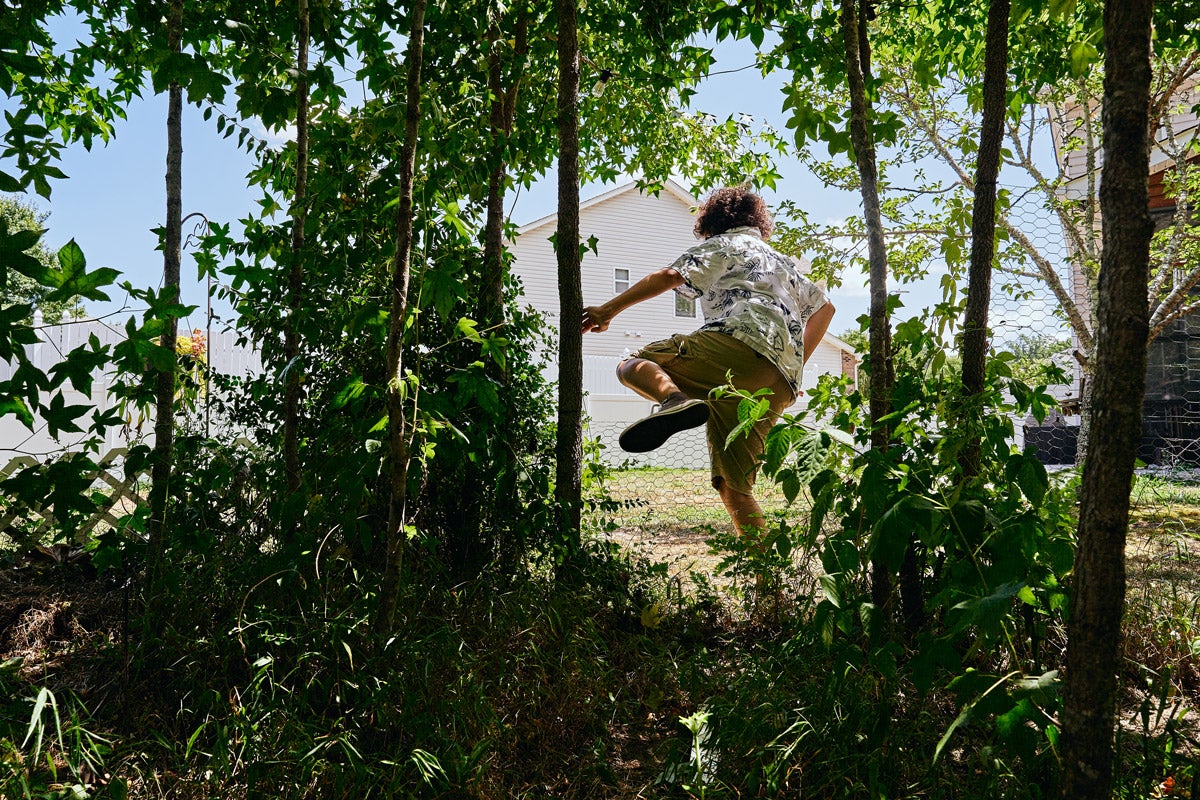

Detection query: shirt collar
xmin=726 ymin=226 xmax=763 ymax=239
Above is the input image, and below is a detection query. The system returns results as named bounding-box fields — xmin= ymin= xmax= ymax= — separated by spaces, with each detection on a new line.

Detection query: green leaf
xmin=456 ymin=317 xmax=482 ymax=342
xmin=333 ymin=376 xmax=368 ymax=408
xmin=908 ymin=636 xmax=961 ymax=696
xmin=869 ymin=500 xmax=912 ymax=570
xmin=950 ymin=582 xmax=1024 ymax=633
xmin=1017 ymin=457 xmax=1048 ymax=507
xmin=0 ymin=395 xmax=35 ymax=428
xmin=45 ymin=240 xmax=118 ymax=302
xmin=1010 ymin=670 xmax=1061 ymax=704
xmin=144 ymin=343 xmax=176 ymax=372
xmin=860 ymin=460 xmax=890 ymax=519
xmin=1049 ymin=0 xmax=1077 ymax=19
xmin=43 ymin=391 xmax=89 ymax=436
xmin=935 ymin=671 xmax=1017 ymax=764
xmin=995 ymin=698 xmax=1040 ymax=758
xmin=781 ymin=469 xmax=801 ymax=504
xmin=818 ymin=572 xmax=842 ymax=608
xmin=949 ymin=498 xmax=987 ymax=537
xmin=1006 ymin=453 xmax=1049 ymax=507
xmin=1067 ymin=41 xmax=1099 ymax=78
xmin=773 ymin=530 xmax=793 ymax=558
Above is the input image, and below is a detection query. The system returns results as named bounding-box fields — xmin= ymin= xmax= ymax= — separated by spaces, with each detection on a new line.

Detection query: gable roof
xmin=516 ymin=178 xmax=697 ymax=236
xmin=821 ymin=332 xmax=856 ymax=355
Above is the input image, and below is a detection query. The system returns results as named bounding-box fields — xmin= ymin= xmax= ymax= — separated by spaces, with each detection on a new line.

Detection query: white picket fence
xmin=0 ymin=315 xmax=262 ymax=457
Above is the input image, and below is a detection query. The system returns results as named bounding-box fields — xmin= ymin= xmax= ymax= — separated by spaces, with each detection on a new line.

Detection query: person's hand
xmin=582 ymin=305 xmax=612 ymax=333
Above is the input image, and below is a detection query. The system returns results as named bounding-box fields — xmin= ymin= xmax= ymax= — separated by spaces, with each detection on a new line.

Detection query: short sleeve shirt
xmin=669 ymin=226 xmax=828 ymax=392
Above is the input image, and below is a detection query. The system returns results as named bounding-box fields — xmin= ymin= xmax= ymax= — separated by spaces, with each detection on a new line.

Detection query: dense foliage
xmin=0 ymin=0 xmax=1198 ymax=798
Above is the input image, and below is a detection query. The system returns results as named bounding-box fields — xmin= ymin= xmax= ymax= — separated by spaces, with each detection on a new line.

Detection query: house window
xmin=614 ymin=268 xmax=630 ymax=294
xmin=675 ymin=293 xmax=696 ymax=317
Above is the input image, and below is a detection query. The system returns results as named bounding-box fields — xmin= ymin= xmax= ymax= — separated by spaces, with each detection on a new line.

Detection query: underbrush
xmin=2 ymin=519 xmax=1200 ymax=798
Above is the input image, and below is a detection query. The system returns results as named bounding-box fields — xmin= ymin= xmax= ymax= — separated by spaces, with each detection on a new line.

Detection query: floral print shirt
xmin=669 ymin=226 xmax=828 ymax=392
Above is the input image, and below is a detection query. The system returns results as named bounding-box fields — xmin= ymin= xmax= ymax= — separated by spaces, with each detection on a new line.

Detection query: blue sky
xmin=18 ymin=23 xmax=989 ymax=340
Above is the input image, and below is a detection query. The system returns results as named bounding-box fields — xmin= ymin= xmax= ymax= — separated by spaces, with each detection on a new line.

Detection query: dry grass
xmin=594 ymin=467 xmax=814 ymax=585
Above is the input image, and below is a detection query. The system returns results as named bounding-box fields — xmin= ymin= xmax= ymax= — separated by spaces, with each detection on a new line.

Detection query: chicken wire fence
xmin=583 ymin=186 xmax=1200 ymax=542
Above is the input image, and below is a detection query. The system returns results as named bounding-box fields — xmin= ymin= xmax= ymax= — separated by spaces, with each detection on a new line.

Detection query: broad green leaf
xmin=144 ymin=343 xmax=177 ymax=372
xmin=818 ymin=572 xmax=842 ymax=608
xmin=45 ymin=240 xmax=118 ymax=302
xmin=1016 ymin=456 xmax=1049 ymax=507
xmin=333 ymin=376 xmax=368 ymax=408
xmin=950 ymin=582 xmax=1025 ymax=632
xmin=860 ymin=460 xmax=890 ymax=520
xmin=0 ymin=396 xmax=34 ymax=428
xmin=44 ymin=391 xmax=90 ymax=436
xmin=456 ymin=317 xmax=481 ymax=342
xmin=1067 ymin=41 xmax=1099 ymax=79
xmin=1049 ymin=0 xmax=1077 ymax=19
xmin=936 ymin=671 xmax=1018 ymax=764
xmin=995 ymin=698 xmax=1040 ymax=759
xmin=781 ymin=469 xmax=801 ymax=504
xmin=1010 ymin=670 xmax=1061 ymax=704
xmin=869 ymin=500 xmax=912 ymax=570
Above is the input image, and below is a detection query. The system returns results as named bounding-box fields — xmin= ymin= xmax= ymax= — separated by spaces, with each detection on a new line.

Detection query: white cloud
xmin=249 ymin=120 xmax=298 ymax=148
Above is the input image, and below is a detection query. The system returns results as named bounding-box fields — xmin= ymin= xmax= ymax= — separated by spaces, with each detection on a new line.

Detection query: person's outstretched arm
xmin=803 ymin=301 xmax=836 ymax=362
xmin=581 ymin=267 xmax=685 ymax=333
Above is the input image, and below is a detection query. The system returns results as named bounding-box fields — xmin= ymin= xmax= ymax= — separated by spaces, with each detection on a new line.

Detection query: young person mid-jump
xmin=581 ymin=186 xmax=835 ymax=536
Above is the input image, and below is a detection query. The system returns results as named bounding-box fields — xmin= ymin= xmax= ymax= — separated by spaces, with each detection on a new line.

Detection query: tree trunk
xmin=554 ymin=0 xmax=583 ymax=551
xmin=480 ymin=16 xmax=508 ymax=331
xmin=1061 ymin=2 xmax=1154 ymax=797
xmin=443 ymin=7 xmax=529 ymax=577
xmin=960 ymin=0 xmax=1009 ymax=476
xmin=282 ymin=0 xmax=310 ymax=537
xmin=479 ymin=6 xmax=528 ymax=328
xmin=1075 ymin=366 xmax=1093 ymax=467
xmin=376 ymin=0 xmax=427 ymax=635
xmin=841 ymin=0 xmax=898 ymax=619
xmin=145 ymin=0 xmax=184 ymax=631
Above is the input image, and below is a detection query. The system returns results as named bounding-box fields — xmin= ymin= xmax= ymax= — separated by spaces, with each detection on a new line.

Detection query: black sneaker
xmin=618 ymin=398 xmax=709 ymax=453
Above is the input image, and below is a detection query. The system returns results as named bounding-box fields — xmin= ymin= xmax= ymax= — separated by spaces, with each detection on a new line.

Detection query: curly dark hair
xmin=693 ymin=186 xmax=774 ymax=239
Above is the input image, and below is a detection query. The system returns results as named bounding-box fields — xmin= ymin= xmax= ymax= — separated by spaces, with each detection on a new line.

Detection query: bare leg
xmin=715 ymin=477 xmax=778 ymax=606
xmin=713 ymin=477 xmax=766 ymax=538
xmin=617 ymin=357 xmax=687 ymax=405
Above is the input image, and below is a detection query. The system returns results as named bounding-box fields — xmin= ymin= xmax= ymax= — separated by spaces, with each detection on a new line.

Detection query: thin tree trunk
xmin=554 ymin=0 xmax=583 ymax=551
xmin=282 ymin=0 xmax=310 ymax=536
xmin=445 ymin=7 xmax=529 ymax=577
xmin=480 ymin=16 xmax=507 ymax=330
xmin=1061 ymin=2 xmax=1154 ymax=796
xmin=145 ymin=0 xmax=184 ymax=630
xmin=841 ymin=0 xmax=897 ymax=619
xmin=1076 ymin=369 xmax=1093 ymax=467
xmin=479 ymin=6 xmax=528 ymax=327
xmin=377 ymin=0 xmax=427 ymax=634
xmin=960 ymin=0 xmax=1009 ymax=476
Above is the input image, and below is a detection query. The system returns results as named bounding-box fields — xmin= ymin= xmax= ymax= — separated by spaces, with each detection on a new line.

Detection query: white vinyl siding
xmin=510 ymin=184 xmax=702 ymax=360
xmin=507 ymin=181 xmax=857 ymax=436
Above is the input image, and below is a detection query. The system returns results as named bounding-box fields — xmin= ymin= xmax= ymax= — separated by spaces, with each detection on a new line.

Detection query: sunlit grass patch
xmin=1131 ymin=472 xmax=1200 ymax=508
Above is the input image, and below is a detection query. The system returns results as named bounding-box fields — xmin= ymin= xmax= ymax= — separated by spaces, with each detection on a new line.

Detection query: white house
xmin=509 ymin=180 xmax=858 ymax=467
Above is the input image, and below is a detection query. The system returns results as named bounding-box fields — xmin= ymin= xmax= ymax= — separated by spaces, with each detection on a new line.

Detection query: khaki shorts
xmin=631 ymin=330 xmax=795 ymax=495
